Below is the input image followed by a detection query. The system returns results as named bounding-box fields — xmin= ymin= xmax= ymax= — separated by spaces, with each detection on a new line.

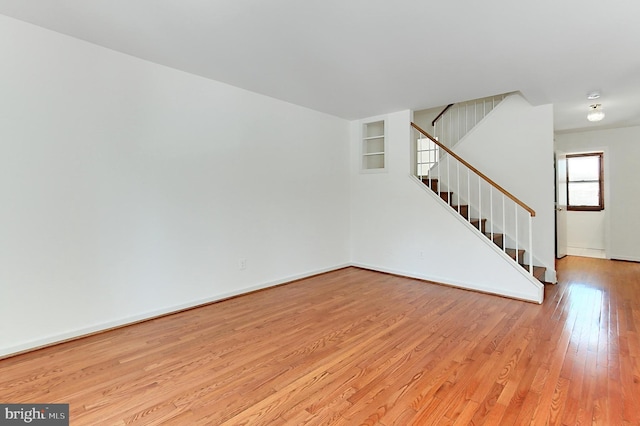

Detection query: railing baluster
xmin=458 ymin=106 xmax=461 ymax=144
xmin=446 ymin=153 xmax=450 ymax=206
xmin=416 ymin=135 xmax=420 ymax=179
xmin=472 ymin=100 xmax=475 ymax=127
xmin=467 ymin=167 xmax=471 ymax=223
xmin=478 ymin=176 xmax=482 ymax=233
xmin=502 ymin=194 xmax=506 ymax=253
xmin=437 ymin=141 xmax=441 ymax=198
xmin=454 ymin=107 xmax=458 ymax=145
xmin=529 ymin=214 xmax=534 ymax=276
xmin=465 ymin=103 xmax=468 ymax=135
xmin=490 ymin=186 xmax=494 ymax=241
xmin=515 ymin=207 xmax=519 ymax=264
xmin=434 ymin=121 xmax=437 ymax=145
xmin=448 ymin=108 xmax=452 ymax=148
xmin=457 ymin=162 xmax=460 ymax=215
xmin=417 ymin=138 xmax=420 ymax=179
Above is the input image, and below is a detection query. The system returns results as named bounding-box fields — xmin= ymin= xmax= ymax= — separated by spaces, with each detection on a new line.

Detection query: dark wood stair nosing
xmin=450 ymin=204 xmax=469 ymax=218
xmin=421 ymin=178 xmax=439 ymax=192
xmin=469 ymin=217 xmax=487 ymax=232
xmin=505 ymin=248 xmax=526 ymax=261
xmin=438 ymin=192 xmax=454 ymax=203
xmin=520 ymin=264 xmax=547 ymax=281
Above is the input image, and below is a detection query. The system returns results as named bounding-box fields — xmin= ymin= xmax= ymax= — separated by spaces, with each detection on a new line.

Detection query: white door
xmin=556 ymin=151 xmax=568 ymax=258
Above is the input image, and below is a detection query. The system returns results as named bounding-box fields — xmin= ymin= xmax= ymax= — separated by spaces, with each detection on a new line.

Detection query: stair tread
xmin=438 ymin=191 xmax=454 ymax=204
xmin=520 ymin=263 xmax=546 ymax=271
xmin=422 ymin=178 xmax=440 ymax=192
xmin=484 ymin=233 xmax=504 ymax=250
xmin=469 ymin=218 xmax=487 ymax=231
xmin=451 ymin=204 xmax=469 ymax=218
xmin=505 ymin=248 xmax=526 ymax=262
xmin=505 ymin=248 xmax=525 ymax=255
xmin=519 ymin=263 xmax=546 ymax=281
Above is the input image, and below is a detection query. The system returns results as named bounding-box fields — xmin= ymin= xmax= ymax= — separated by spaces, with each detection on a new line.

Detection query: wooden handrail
xmin=431 ymin=103 xmax=454 ymax=127
xmin=411 ymin=122 xmax=536 ymax=217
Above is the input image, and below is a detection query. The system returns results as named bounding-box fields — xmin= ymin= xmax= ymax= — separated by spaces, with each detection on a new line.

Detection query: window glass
xmin=566 ymin=153 xmax=603 ymax=211
xmin=568 ymin=182 xmax=600 ymax=206
xmin=567 ymin=156 xmax=599 ymax=181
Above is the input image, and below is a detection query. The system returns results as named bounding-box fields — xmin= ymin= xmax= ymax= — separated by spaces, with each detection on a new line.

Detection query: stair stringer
xmin=410 ymin=175 xmax=543 ymax=303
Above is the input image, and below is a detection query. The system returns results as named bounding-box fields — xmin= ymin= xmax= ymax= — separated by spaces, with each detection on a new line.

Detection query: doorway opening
xmin=556 ymin=151 xmax=606 ymax=259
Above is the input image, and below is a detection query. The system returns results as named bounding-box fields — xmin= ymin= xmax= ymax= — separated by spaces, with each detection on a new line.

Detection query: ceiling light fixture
xmin=587 ymin=104 xmax=605 ymax=122
xmin=587 ymin=91 xmax=601 ymax=100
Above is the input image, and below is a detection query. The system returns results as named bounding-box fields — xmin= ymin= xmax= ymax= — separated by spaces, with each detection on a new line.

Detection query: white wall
xmin=412 ymin=106 xmax=441 ymax=134
xmin=566 ymin=211 xmax=605 ymax=251
xmin=556 ymin=126 xmax=640 ymax=261
xmin=0 ymin=15 xmax=351 ymax=357
xmin=350 ymin=110 xmax=543 ymax=303
xmin=451 ymin=94 xmax=556 ymax=281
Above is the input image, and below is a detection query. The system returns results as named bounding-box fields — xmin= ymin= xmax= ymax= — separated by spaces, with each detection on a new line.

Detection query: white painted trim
xmin=609 ymin=255 xmax=640 ymax=263
xmin=0 ymin=264 xmax=350 ymax=358
xmin=351 ymin=262 xmax=543 ymax=304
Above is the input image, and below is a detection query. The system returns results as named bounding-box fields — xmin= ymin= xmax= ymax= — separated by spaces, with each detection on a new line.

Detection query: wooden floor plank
xmin=1 ymin=257 xmax=640 ymax=424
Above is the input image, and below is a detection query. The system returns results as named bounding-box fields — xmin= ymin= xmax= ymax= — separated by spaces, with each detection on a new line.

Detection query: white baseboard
xmin=2 ymin=260 xmax=549 ymax=358
xmin=0 ymin=263 xmax=350 ymax=359
xmin=609 ymin=254 xmax=640 ymax=263
xmin=351 ymin=262 xmax=543 ymax=304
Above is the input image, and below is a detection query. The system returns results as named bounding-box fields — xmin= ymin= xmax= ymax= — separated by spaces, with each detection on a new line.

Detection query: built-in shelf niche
xmin=362 ymin=120 xmax=385 ymax=171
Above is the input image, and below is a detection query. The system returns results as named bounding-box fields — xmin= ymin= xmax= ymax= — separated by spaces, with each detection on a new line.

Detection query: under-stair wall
xmin=350 ymin=110 xmax=544 ymax=303
xmin=447 ymin=94 xmax=556 ymax=282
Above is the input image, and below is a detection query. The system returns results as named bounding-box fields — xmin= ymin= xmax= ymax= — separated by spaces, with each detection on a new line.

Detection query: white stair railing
xmin=413 ymin=122 xmax=537 ymax=278
xmin=432 ymin=93 xmax=509 ymax=149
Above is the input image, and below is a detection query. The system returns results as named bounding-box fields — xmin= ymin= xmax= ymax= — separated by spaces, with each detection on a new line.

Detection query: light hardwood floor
xmin=1 ymin=256 xmax=639 ymax=425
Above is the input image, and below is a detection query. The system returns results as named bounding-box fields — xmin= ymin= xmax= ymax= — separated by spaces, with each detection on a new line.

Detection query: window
xmin=566 ymin=152 xmax=604 ymax=211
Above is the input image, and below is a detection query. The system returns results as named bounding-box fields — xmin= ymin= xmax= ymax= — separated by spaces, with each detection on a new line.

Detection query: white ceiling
xmin=1 ymin=0 xmax=639 ymax=132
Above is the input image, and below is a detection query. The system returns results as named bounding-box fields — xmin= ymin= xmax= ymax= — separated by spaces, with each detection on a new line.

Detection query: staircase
xmin=412 ymin=106 xmax=548 ymax=285
xmin=421 ymin=176 xmax=546 ymax=282
xmin=432 ymin=93 xmax=509 ymax=149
